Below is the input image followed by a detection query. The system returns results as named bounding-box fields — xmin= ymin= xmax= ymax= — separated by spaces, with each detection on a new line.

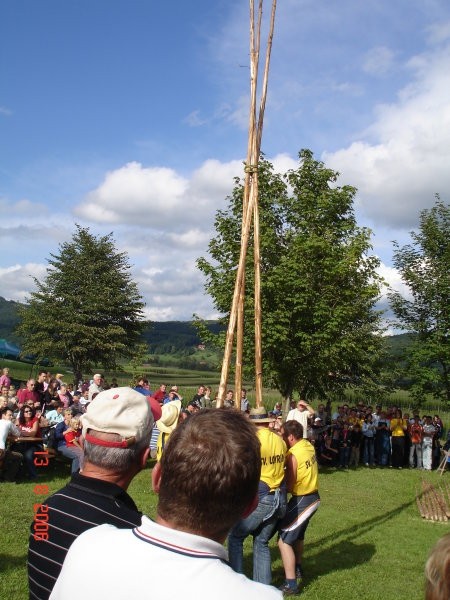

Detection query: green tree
xmin=197 ymin=150 xmax=385 ymax=402
xmin=389 ymin=197 xmax=450 ymax=403
xmin=16 ymin=225 xmax=146 ymax=384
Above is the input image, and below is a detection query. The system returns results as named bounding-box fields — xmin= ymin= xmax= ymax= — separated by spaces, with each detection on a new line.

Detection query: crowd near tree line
xmin=0 ymin=371 xmax=446 ymax=598
xmin=9 ymin=156 xmax=449 ymax=430
xmin=1 ymin=366 xmax=449 ymax=483
xmin=0 ymin=152 xmax=447 ymax=597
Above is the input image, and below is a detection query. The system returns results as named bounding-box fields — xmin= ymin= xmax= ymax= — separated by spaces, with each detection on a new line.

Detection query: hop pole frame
xmin=216 ymin=0 xmax=277 ymax=408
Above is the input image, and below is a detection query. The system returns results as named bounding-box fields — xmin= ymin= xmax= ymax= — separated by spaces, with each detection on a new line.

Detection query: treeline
xmin=0 ymin=296 xmax=223 ymax=356
xmin=1 ymin=296 xmax=414 ymax=371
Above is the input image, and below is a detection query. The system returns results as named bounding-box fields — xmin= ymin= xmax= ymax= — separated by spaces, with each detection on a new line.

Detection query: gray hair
xmin=83 ymin=430 xmax=151 ymax=473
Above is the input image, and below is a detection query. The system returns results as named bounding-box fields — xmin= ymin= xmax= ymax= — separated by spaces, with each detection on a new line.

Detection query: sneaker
xmin=295 ymin=564 xmax=304 ymax=580
xmin=279 ymin=583 xmax=299 ymax=596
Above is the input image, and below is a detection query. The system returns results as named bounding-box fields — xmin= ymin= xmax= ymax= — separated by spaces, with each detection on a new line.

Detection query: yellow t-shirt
xmin=390 ymin=418 xmax=406 ymax=437
xmin=156 ymin=431 xmax=170 ymax=462
xmin=289 ymin=438 xmax=319 ymax=496
xmin=258 ymin=427 xmax=287 ymax=492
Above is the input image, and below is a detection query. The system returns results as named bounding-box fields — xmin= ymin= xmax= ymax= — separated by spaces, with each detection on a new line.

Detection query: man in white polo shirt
xmin=50 ymin=410 xmax=282 ymax=600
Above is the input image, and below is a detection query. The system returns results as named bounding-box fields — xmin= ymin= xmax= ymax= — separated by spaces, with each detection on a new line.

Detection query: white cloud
xmin=75 ymin=162 xmax=189 ymax=227
xmin=377 ymin=261 xmax=411 ymax=299
xmin=324 ymin=39 xmax=450 ymax=230
xmin=363 ymin=46 xmax=396 ymax=75
xmin=0 ymin=106 xmax=12 ymax=116
xmin=0 ymin=197 xmax=48 ymax=216
xmin=0 ymin=263 xmax=46 ymax=302
xmin=183 ymin=110 xmax=208 ymax=127
xmin=75 ymin=158 xmax=244 ymax=231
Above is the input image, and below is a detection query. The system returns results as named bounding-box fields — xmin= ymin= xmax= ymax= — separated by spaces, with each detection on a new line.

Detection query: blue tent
xmin=0 ymin=338 xmax=21 ymax=359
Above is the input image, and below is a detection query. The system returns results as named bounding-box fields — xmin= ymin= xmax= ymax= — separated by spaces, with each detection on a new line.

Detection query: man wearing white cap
xmin=28 ymin=387 xmax=153 ymax=600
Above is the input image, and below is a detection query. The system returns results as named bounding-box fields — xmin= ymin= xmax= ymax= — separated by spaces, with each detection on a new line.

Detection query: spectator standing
xmin=348 ymin=423 xmax=362 ymax=467
xmin=228 ymin=406 xmax=287 ymax=585
xmin=408 ymin=416 xmax=423 ymax=469
xmin=422 ymin=416 xmax=436 ymax=471
xmin=286 ymin=400 xmax=315 ymax=439
xmin=338 ymin=421 xmax=351 ymax=468
xmin=390 ymin=409 xmax=407 ymax=469
xmin=201 ymin=386 xmax=212 ymax=408
xmin=0 ymin=367 xmax=11 ymax=388
xmin=88 ymin=373 xmax=103 ymax=401
xmin=34 ymin=371 xmax=48 ymax=408
xmin=49 ymin=409 xmax=280 ymax=600
xmin=362 ymin=415 xmax=376 ymax=466
xmin=155 ymin=400 xmax=182 ymax=462
xmin=278 ymin=420 xmax=320 ymax=596
xmin=376 ymin=412 xmax=391 ymax=467
xmin=240 ymin=388 xmax=250 ymax=412
xmin=192 ymin=385 xmax=205 ymax=405
xmin=44 ymin=378 xmax=60 ymax=408
xmin=153 ymin=383 xmax=168 ymax=404
xmin=28 ymin=387 xmax=153 ymax=600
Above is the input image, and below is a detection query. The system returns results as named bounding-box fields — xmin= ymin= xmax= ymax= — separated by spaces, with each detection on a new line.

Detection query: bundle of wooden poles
xmin=216 ymin=0 xmax=277 ymax=409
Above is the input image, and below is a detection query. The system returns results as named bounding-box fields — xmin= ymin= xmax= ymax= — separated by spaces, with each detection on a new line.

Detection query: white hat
xmin=157 ymin=400 xmax=182 ymax=434
xmin=82 ymin=387 xmax=153 ymax=448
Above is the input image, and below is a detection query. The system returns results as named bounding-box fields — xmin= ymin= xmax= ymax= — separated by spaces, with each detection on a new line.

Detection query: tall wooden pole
xmin=217 ymin=0 xmax=277 ymax=408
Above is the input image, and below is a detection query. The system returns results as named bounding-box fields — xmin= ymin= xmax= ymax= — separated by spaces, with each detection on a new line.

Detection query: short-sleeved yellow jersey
xmin=258 ymin=427 xmax=287 ymax=491
xmin=289 ymin=438 xmax=318 ymax=496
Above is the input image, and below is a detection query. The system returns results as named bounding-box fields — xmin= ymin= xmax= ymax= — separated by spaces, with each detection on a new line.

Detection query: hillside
xmin=0 ymin=296 xmax=413 ymax=359
xmin=0 ymin=296 xmax=21 ymax=343
xmin=0 ymin=296 xmax=222 ymax=355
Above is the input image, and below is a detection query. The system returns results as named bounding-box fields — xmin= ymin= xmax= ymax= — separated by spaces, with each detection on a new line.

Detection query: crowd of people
xmin=0 ymin=365 xmax=448 ymax=597
xmin=294 ymin=399 xmax=448 ymax=471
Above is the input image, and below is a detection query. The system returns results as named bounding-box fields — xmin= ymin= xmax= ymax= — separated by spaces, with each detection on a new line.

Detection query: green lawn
xmin=2 ymin=460 xmax=448 ymax=599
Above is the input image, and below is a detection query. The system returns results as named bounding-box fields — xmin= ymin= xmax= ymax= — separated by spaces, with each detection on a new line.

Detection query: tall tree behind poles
xmin=217 ymin=0 xmax=277 ymax=408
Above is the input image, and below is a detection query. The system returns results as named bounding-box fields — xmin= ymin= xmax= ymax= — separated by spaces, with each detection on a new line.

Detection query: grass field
xmin=2 ymin=459 xmax=448 ymax=599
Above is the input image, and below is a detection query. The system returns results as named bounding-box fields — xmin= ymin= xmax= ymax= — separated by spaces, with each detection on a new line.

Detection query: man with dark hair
xmin=49 ymin=410 xmax=281 ymax=600
xmin=228 ymin=406 xmax=287 ymax=585
xmin=277 ymin=420 xmax=320 ymax=596
xmin=28 ymin=387 xmax=153 ymax=600
xmin=34 ymin=371 xmax=48 ymax=408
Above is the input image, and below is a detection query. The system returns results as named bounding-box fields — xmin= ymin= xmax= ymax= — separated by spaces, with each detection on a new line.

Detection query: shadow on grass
xmin=0 ymin=552 xmax=27 ymax=573
xmin=307 ymin=539 xmax=375 ymax=579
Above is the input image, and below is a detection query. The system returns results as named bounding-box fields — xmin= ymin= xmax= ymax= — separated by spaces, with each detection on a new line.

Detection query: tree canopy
xmin=389 ymin=197 xmax=450 ymax=403
xmin=197 ymin=150 xmax=385 ymax=401
xmin=16 ymin=225 xmax=146 ymax=383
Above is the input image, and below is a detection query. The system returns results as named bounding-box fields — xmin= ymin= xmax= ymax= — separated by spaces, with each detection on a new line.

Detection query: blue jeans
xmin=363 ymin=437 xmax=375 ymax=465
xmin=59 ymin=445 xmax=83 ymax=473
xmin=228 ymin=489 xmax=286 ymax=584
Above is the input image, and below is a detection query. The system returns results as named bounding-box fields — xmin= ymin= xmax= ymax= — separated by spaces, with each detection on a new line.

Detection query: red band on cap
xmin=84 ymin=433 xmax=136 ymax=448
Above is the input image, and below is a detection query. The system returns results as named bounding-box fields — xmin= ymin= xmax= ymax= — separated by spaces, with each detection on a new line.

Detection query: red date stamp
xmin=32 ymin=451 xmax=51 ymax=541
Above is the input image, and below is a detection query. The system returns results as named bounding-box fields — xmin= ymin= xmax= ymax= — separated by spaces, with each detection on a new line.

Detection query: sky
xmin=1 ymin=0 xmax=449 ymax=326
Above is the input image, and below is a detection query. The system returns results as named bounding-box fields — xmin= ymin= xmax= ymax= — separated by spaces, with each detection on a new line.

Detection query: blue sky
xmin=1 ymin=0 xmax=450 ymax=325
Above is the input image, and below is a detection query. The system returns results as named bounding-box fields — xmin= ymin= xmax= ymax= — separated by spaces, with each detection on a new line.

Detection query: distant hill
xmin=0 ymin=296 xmax=21 ymax=343
xmin=0 ymin=296 xmax=222 ymax=354
xmin=0 ymin=295 xmax=414 ymax=359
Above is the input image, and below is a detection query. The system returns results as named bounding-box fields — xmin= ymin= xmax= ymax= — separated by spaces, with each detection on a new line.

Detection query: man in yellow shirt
xmin=228 ymin=406 xmax=287 ymax=585
xmin=278 ymin=420 xmax=320 ymax=596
